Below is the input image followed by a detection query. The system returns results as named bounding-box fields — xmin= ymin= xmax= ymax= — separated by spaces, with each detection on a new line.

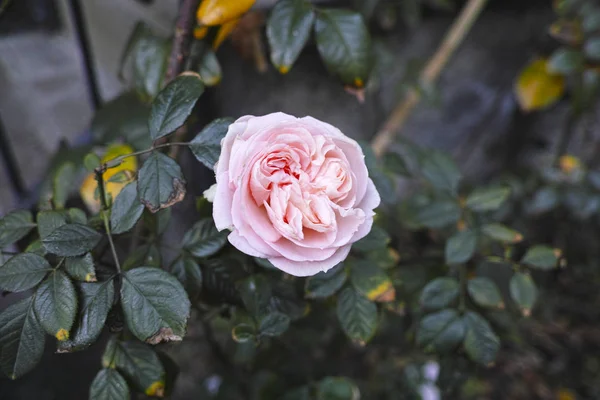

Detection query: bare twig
xmin=165 ymin=0 xmax=202 ymax=83
xmin=371 ymin=0 xmax=489 ymax=157
xmin=94 ymin=167 xmax=122 ymax=273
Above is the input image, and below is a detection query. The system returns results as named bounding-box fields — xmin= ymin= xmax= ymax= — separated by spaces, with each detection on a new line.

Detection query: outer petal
xmin=213 ymin=171 xmax=234 ymax=231
xmin=268 ymin=245 xmax=351 ymax=277
xmin=228 ymin=230 xmax=269 ymax=258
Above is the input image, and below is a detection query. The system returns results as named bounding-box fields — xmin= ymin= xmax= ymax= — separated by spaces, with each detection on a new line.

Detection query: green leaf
xmin=109 ymin=340 xmax=166 ymax=396
xmin=419 ymin=277 xmax=460 ymax=310
xmin=415 ymin=200 xmax=461 ymax=229
xmin=90 ymin=368 xmax=130 ymax=400
xmin=0 ymin=253 xmax=51 ymax=292
xmin=267 ymin=282 xmax=309 ymax=321
xmin=132 ymin=29 xmax=170 ymax=100
xmin=202 ymin=257 xmax=245 ymax=301
xmin=350 ymin=261 xmax=395 ymax=302
xmin=107 ymin=170 xmax=134 ymax=184
xmin=317 ymin=377 xmax=360 ymax=400
xmin=25 ymin=240 xmax=46 ymax=256
xmin=509 ymin=272 xmax=537 ymax=317
xmin=585 ymin=37 xmax=600 ymax=61
xmin=197 ymin=47 xmax=222 ymax=86
xmin=463 ymin=311 xmax=500 ymax=366
xmin=267 ymin=0 xmax=315 ymax=73
xmin=583 ymin=10 xmax=600 ymax=32
xmin=65 ymin=253 xmax=96 ymax=282
xmin=521 ymin=245 xmax=559 ymax=270
xmin=182 ymin=218 xmax=228 ymax=258
xmin=42 ymin=224 xmax=102 ymax=257
xmin=420 ymin=150 xmax=462 ymax=194
xmin=84 ymin=152 xmax=102 ymax=172
xmin=467 ymin=277 xmax=504 ymax=309
xmin=58 ymin=280 xmax=114 ymax=352
xmin=305 ymin=263 xmax=347 ymax=298
xmin=37 ymin=210 xmax=68 ymax=239
xmin=548 ymin=48 xmax=584 ymax=74
xmin=238 ymin=275 xmax=272 ymax=317
xmin=110 ymin=182 xmax=144 ymax=234
xmin=336 ymin=287 xmax=378 ymax=345
xmin=169 ymin=256 xmax=203 ymax=301
xmin=68 ymin=208 xmax=88 ymax=225
xmin=282 ymin=386 xmax=311 ymax=400
xmin=34 ymin=270 xmax=78 ymax=341
xmin=0 ymin=297 xmax=45 ymax=379
xmin=352 ymin=224 xmax=390 ymax=252
xmin=122 ymin=244 xmax=161 ymax=270
xmin=0 ymin=210 xmax=36 ymax=247
xmin=138 ymin=151 xmax=186 ymax=213
xmin=91 ymin=91 xmax=152 ymax=150
xmin=481 ymin=223 xmax=523 ymax=244
xmin=258 ymin=312 xmax=291 ymax=337
xmin=314 ymin=9 xmax=372 ymax=86
xmin=232 ymin=323 xmax=256 ymax=343
xmin=445 ymin=229 xmax=477 ymax=265
xmin=120 ymin=267 xmax=191 ymax=344
xmin=148 ymin=73 xmax=204 ymax=140
xmin=465 ymin=187 xmax=511 ymax=212
xmin=189 ymin=118 xmax=234 ymax=170
xmin=417 ymin=309 xmax=465 ymax=353
xmin=382 ymin=152 xmax=410 ymax=176
xmin=53 ymin=162 xmax=76 ymax=209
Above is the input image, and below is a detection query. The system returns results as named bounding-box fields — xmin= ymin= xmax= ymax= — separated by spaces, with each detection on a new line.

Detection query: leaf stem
xmin=98 ymin=142 xmax=190 ymax=170
xmin=371 ymin=0 xmax=489 ymax=157
xmin=459 ymin=264 xmax=467 ymax=313
xmin=95 ymin=167 xmax=122 ymax=274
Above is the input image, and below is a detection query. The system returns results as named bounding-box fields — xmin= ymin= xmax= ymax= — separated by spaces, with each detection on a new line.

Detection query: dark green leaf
xmin=183 ymin=218 xmax=228 ymax=258
xmin=202 ymin=257 xmax=245 ymax=301
xmin=58 ymin=280 xmax=114 ymax=352
xmin=120 ymin=267 xmax=191 ymax=344
xmin=317 ymin=376 xmax=360 ymax=400
xmin=0 ymin=297 xmax=45 ymax=379
xmin=258 ymin=312 xmax=290 ymax=337
xmin=463 ymin=311 xmax=500 ymax=366
xmin=84 ymin=152 xmax=102 ymax=172
xmin=169 ymin=256 xmax=203 ymax=301
xmin=138 ymin=151 xmax=186 ymax=213
xmin=521 ymin=245 xmax=559 ymax=270
xmin=37 ymin=210 xmax=68 ymax=239
xmin=445 ymin=229 xmax=477 ymax=265
xmin=415 ymin=200 xmax=461 ymax=229
xmin=131 ymin=28 xmax=170 ymax=100
xmin=53 ymin=162 xmax=76 ymax=209
xmin=465 ymin=187 xmax=511 ymax=212
xmin=585 ymin=37 xmax=600 ymax=61
xmin=382 ymin=152 xmax=410 ymax=176
xmin=305 ymin=263 xmax=347 ymax=298
xmin=420 ymin=277 xmax=459 ymax=310
xmin=42 ymin=224 xmax=102 ymax=257
xmin=509 ymin=272 xmax=537 ymax=317
xmin=420 ymin=150 xmax=462 ymax=194
xmin=527 ymin=186 xmax=559 ymax=215
xmin=314 ymin=9 xmax=372 ymax=85
xmin=583 ymin=10 xmax=600 ymax=32
xmin=267 ymin=282 xmax=308 ymax=321
xmin=107 ymin=170 xmax=134 ymax=184
xmin=417 ymin=309 xmax=465 ymax=353
xmin=65 ymin=253 xmax=96 ymax=282
xmin=0 ymin=253 xmax=51 ymax=292
xmin=481 ymin=223 xmax=523 ymax=243
xmin=282 ymin=386 xmax=311 ymax=400
xmin=267 ymin=0 xmax=315 ymax=72
xmin=352 ymin=224 xmax=390 ymax=252
xmin=189 ymin=118 xmax=234 ymax=170
xmin=122 ymin=244 xmax=161 ymax=270
xmin=336 ymin=287 xmax=378 ymax=345
xmin=254 ymin=257 xmax=278 ymax=270
xmin=25 ymin=240 xmax=46 ymax=256
xmin=467 ymin=277 xmax=504 ymax=309
xmin=90 ymin=368 xmax=130 ymax=400
xmin=198 ymin=47 xmax=222 ymax=86
xmin=111 ymin=182 xmax=144 ymax=234
xmin=370 ymin=167 xmax=396 ymax=205
xmin=238 ymin=275 xmax=272 ymax=317
xmin=364 ymin=247 xmax=398 ymax=270
xmin=232 ymin=323 xmax=256 ymax=343
xmin=548 ymin=47 xmax=584 ymax=74
xmin=91 ymin=91 xmax=152 ymax=150
xmin=148 ymin=73 xmax=204 ymax=140
xmin=34 ymin=270 xmax=78 ymax=341
xmin=350 ymin=261 xmax=395 ymax=302
xmin=110 ymin=340 xmax=165 ymax=396
xmin=0 ymin=210 xmax=35 ymax=247
xmin=68 ymin=208 xmax=88 ymax=225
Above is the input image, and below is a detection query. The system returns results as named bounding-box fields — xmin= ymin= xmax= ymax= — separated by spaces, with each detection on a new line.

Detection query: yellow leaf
xmin=145 ymin=381 xmax=165 ymax=397
xmin=197 ymin=0 xmax=255 ymax=26
xmin=515 ymin=58 xmax=566 ymax=112
xmin=367 ymin=280 xmax=396 ymax=302
xmin=558 ymin=154 xmax=582 ymax=174
xmin=80 ymin=144 xmax=138 ymax=214
xmin=557 ymin=388 xmax=576 ymax=400
xmin=194 ymin=26 xmax=209 ymax=40
xmin=55 ymin=328 xmax=69 ymax=341
xmin=549 ymin=19 xmax=583 ymax=46
xmin=212 ymin=17 xmax=240 ymax=50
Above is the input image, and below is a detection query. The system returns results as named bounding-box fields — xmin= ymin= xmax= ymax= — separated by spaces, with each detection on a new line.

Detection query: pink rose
xmin=213 ymin=113 xmax=381 ymax=277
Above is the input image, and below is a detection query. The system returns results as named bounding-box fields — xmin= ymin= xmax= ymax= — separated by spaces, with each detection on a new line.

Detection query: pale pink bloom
xmin=213 ymin=113 xmax=381 ymax=277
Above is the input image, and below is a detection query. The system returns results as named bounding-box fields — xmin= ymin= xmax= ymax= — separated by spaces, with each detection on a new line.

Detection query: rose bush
xmin=213 ymin=112 xmax=381 ymax=276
